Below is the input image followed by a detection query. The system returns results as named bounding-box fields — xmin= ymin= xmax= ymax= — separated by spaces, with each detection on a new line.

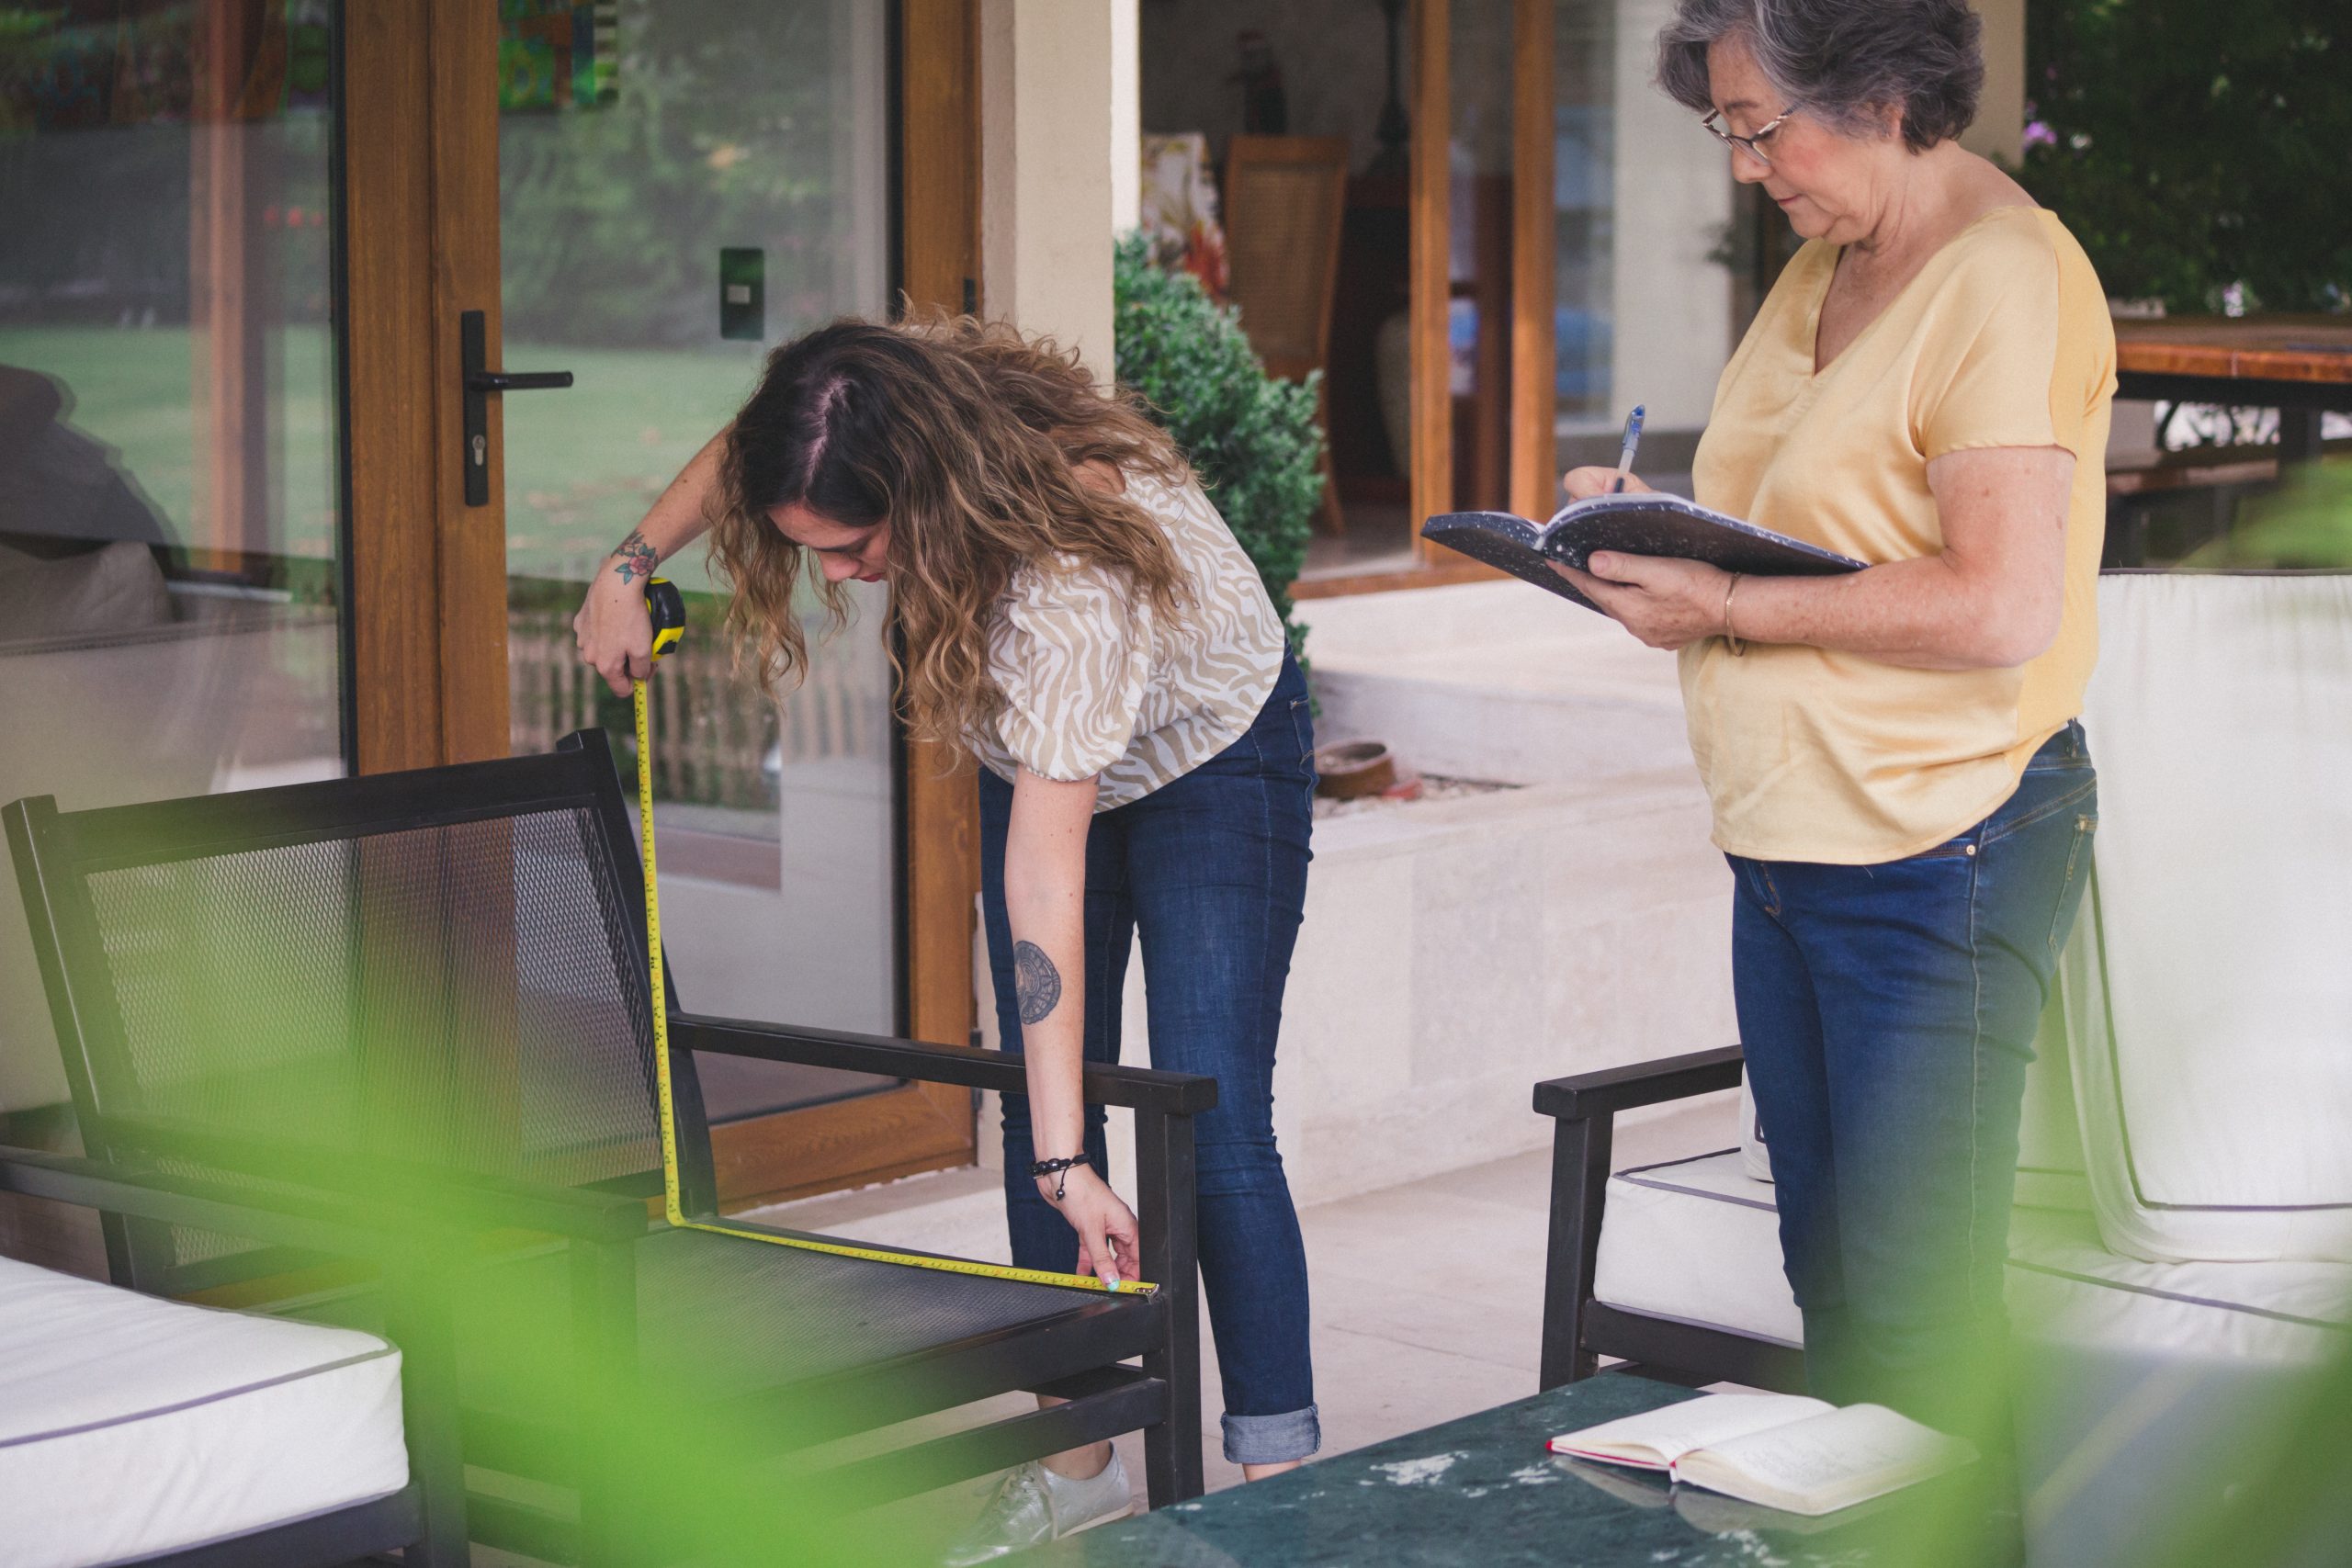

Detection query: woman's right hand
xmin=1562 ymin=465 xmax=1655 ymax=502
xmin=573 ymin=568 xmax=655 ymax=698
xmin=1040 ymin=1163 xmax=1144 ymax=1291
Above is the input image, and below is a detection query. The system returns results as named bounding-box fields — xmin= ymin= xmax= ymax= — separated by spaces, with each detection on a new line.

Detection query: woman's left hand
xmin=1553 ymin=552 xmax=1732 ymax=650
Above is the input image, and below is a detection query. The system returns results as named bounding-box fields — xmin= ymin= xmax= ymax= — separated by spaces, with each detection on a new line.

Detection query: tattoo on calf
xmin=611 ymin=528 xmax=659 ymax=583
xmin=1012 ymin=941 xmax=1062 ymax=1026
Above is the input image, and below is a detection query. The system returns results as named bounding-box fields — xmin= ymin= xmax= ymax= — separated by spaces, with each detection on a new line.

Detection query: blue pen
xmin=1611 ymin=405 xmax=1645 ymax=492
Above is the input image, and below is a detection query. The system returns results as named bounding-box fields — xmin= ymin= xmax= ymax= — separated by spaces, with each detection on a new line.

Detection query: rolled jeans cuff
xmin=1222 ymin=1403 xmax=1320 ymax=1466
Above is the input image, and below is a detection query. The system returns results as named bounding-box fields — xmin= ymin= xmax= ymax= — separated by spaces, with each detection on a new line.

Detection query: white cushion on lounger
xmin=1589 ymin=1151 xmax=2350 ymax=1366
xmin=1593 ymin=1149 xmax=1802 ymax=1348
xmin=2007 ymin=1206 xmax=2352 ymax=1367
xmin=2064 ymin=572 xmax=2352 ymax=1263
xmin=0 ymin=1255 xmax=408 ymax=1568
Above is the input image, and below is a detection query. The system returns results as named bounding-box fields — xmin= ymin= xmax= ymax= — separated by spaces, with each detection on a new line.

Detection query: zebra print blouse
xmin=968 ymin=472 xmax=1286 ymax=810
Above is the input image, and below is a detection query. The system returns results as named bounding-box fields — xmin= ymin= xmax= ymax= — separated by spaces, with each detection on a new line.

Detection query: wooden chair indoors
xmin=1223 ymin=133 xmax=1351 ymax=534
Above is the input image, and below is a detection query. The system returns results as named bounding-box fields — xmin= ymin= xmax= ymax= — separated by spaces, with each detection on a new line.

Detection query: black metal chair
xmin=1533 ymin=1045 xmax=1805 ymax=1395
xmin=0 ymin=1141 xmax=468 ymax=1566
xmin=6 ymin=730 xmax=1211 ymax=1565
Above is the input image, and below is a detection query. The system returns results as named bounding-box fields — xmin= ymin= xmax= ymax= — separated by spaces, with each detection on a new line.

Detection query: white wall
xmin=1111 ymin=0 xmax=1141 ymax=234
xmin=1963 ymin=0 xmax=2027 ymax=165
xmin=1611 ymin=0 xmax=1735 ymax=434
xmin=979 ymin=0 xmax=1119 ymax=373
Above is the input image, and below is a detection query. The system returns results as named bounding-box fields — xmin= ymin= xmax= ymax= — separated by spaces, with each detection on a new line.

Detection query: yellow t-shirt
xmin=1681 ymin=205 xmax=2116 ymax=864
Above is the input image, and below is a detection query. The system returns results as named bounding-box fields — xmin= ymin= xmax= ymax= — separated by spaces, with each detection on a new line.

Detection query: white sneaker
xmin=940 ymin=1451 xmax=1136 ymax=1564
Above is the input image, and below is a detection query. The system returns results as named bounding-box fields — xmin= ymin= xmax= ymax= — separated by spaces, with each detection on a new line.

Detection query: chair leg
xmin=385 ymin=1260 xmax=471 ymax=1566
xmin=1136 ymin=1108 xmax=1204 ymax=1506
xmin=1539 ymin=1113 xmax=1613 ymax=1390
xmin=570 ymin=1238 xmax=643 ymax=1568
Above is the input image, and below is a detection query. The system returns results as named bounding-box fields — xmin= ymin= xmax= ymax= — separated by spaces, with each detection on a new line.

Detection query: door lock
xmin=460 ymin=310 xmax=572 ymax=506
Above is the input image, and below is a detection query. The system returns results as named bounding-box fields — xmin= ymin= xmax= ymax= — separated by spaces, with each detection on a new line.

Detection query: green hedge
xmin=2017 ymin=1 xmax=2350 ymax=314
xmin=1112 ymin=235 xmax=1322 ymax=665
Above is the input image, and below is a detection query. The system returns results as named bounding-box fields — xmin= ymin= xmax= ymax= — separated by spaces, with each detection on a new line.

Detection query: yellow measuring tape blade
xmin=632 ymin=675 xmax=1149 ymax=1297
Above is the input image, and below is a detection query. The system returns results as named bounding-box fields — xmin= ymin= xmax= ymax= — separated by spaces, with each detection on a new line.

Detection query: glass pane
xmin=495 ymin=0 xmax=896 ymax=1123
xmin=1554 ymin=0 xmax=1615 ymax=424
xmin=0 ymin=1 xmax=347 ymax=1116
xmin=1451 ymin=0 xmax=1514 ymax=511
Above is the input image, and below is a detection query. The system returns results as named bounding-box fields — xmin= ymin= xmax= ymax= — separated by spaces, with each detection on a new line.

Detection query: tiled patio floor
xmin=854 ymin=1098 xmax=1728 ymax=1559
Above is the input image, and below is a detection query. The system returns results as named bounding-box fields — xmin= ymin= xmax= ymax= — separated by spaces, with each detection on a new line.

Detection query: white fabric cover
xmin=0 ymin=1256 xmax=408 ymax=1568
xmin=1595 ymin=1150 xmax=1803 ymax=1347
xmin=1589 ymin=1151 xmax=2349 ymax=1367
xmin=2007 ymin=1207 xmax=2352 ymax=1368
xmin=2064 ymin=572 xmax=2352 ymax=1263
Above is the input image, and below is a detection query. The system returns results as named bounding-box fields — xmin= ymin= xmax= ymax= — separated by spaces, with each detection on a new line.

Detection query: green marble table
xmin=1017 ymin=1372 xmax=2000 ymax=1567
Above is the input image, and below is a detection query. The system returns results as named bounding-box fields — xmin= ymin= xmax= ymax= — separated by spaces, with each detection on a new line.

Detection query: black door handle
xmin=468 ymin=369 xmax=574 ymax=393
xmin=459 ymin=310 xmax=572 ymax=507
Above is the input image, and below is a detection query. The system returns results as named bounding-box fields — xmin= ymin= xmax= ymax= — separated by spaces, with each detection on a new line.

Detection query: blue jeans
xmin=979 ymin=653 xmax=1319 ymax=1465
xmin=1730 ymin=722 xmax=2098 ymax=1451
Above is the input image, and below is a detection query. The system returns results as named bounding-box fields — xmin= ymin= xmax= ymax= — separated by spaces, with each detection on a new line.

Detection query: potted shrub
xmin=1113 ymin=234 xmax=1323 ymax=666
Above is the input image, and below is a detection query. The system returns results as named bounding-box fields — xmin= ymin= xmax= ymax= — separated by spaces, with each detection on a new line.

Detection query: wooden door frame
xmin=1380 ymin=0 xmax=1561 ymax=577
xmin=1407 ymin=0 xmax=1453 ymax=560
xmin=340 ymin=0 xmax=981 ymax=1210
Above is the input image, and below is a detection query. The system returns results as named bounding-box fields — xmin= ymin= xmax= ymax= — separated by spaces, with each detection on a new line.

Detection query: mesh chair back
xmin=1222 ymin=135 xmax=1350 ymax=382
xmin=7 ymin=738 xmax=667 ymax=1280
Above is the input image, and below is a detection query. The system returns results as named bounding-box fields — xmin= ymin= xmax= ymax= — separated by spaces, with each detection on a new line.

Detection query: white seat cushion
xmin=2007 ymin=1206 xmax=2352 ymax=1368
xmin=1594 ymin=1150 xmax=1803 ymax=1348
xmin=0 ymin=1256 xmax=408 ymax=1568
xmin=1589 ymin=1151 xmax=2351 ymax=1367
xmin=2064 ymin=572 xmax=2352 ymax=1262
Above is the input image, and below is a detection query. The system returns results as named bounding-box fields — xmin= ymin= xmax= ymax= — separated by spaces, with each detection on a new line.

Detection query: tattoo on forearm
xmin=1012 ymin=941 xmax=1062 ymax=1026
xmin=611 ymin=528 xmax=659 ymax=583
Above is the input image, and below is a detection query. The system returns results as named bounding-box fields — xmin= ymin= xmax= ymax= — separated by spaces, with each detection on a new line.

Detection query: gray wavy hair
xmin=1656 ymin=0 xmax=1984 ymax=153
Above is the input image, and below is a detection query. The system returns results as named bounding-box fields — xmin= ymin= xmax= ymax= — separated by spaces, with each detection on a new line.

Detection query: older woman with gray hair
xmin=1555 ymin=0 xmax=2116 ymax=1471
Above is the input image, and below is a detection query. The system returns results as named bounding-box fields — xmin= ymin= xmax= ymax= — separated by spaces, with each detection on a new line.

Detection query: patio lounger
xmin=6 ymin=729 xmax=1211 ymax=1565
xmin=0 ymin=1142 xmax=465 ymax=1567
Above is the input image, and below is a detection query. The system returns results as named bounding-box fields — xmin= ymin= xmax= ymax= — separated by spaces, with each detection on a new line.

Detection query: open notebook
xmin=1422 ymin=493 xmax=1864 ymax=615
xmin=1547 ymin=1392 xmax=1976 ymax=1517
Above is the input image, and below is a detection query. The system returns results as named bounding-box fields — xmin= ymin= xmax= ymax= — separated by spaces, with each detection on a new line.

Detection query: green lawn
xmin=0 ymin=326 xmax=762 ymax=596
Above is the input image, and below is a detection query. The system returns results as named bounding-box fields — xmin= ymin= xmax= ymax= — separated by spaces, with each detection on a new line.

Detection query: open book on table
xmin=1554 ymin=1453 xmax=1913 ymax=1537
xmin=1421 ymin=493 xmax=1864 ymax=615
xmin=1546 ymin=1392 xmax=1976 ymax=1517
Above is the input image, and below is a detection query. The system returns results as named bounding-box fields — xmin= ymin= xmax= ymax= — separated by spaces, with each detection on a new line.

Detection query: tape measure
xmin=631 ymin=578 xmax=1148 ymax=1296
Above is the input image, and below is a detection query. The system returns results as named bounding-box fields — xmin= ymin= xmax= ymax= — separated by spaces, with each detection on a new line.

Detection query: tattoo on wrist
xmin=1012 ymin=941 xmax=1062 ymax=1025
xmin=611 ymin=529 xmax=659 ymax=583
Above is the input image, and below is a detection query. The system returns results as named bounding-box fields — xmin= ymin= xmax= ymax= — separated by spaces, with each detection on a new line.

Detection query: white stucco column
xmin=979 ymin=0 xmax=1118 ymax=376
xmin=1110 ymin=0 xmax=1140 ymax=236
xmin=1962 ymin=0 xmax=2027 ymax=164
xmin=1611 ymin=0 xmax=1735 ymax=434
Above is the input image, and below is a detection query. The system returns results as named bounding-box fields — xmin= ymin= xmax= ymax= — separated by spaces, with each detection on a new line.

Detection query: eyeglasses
xmin=1702 ymin=105 xmax=1800 ymax=165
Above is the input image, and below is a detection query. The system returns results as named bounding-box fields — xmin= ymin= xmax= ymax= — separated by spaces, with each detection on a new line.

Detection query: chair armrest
xmin=76 ymin=1117 xmax=650 ymax=1246
xmin=0 ymin=1144 xmax=528 ymax=1258
xmin=673 ymin=1013 xmax=1218 ymax=1116
xmin=1532 ymin=1045 xmax=1745 ymax=1122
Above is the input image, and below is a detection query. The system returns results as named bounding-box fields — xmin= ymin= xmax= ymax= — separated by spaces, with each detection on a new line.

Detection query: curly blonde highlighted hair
xmin=707 ymin=314 xmax=1192 ymax=750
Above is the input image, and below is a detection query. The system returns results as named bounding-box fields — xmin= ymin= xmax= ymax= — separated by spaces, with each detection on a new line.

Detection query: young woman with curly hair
xmin=571 ymin=316 xmax=1318 ymax=1551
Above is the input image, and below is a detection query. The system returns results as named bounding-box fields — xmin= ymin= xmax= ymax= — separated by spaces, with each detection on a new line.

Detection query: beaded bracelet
xmin=1029 ymin=1155 xmax=1089 ymax=1201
